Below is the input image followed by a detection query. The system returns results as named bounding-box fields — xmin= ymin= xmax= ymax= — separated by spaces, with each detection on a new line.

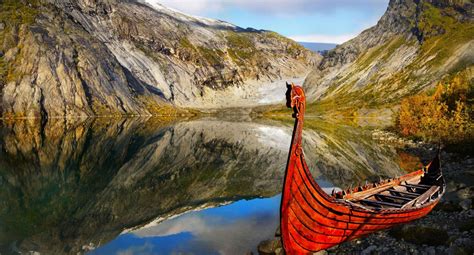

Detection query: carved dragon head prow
xmin=286 ymin=82 xmax=306 ymax=118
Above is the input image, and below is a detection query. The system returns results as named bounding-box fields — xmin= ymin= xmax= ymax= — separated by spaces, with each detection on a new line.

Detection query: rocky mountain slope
xmin=304 ymin=0 xmax=473 ymax=112
xmin=0 ymin=0 xmax=318 ymax=118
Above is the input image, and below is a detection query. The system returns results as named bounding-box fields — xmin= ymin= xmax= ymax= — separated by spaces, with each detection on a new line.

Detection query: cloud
xmin=133 ymin=211 xmax=279 ymax=254
xmin=289 ymin=33 xmax=359 ymax=44
xmin=152 ymin=0 xmax=224 ymax=14
xmin=148 ymin=0 xmax=223 ymax=14
xmin=151 ymin=0 xmax=388 ymax=16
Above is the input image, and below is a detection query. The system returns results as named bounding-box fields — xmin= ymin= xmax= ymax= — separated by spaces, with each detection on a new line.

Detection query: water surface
xmin=0 ymin=117 xmax=421 ymax=254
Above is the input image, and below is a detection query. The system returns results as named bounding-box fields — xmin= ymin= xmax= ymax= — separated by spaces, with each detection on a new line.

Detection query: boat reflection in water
xmin=0 ymin=117 xmax=418 ymax=254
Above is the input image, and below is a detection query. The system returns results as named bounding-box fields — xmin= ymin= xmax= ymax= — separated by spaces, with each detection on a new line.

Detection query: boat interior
xmin=332 ymin=170 xmax=444 ymax=210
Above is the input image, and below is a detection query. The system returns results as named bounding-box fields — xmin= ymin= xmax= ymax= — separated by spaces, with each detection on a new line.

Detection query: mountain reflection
xmin=0 ymin=117 xmax=409 ymax=254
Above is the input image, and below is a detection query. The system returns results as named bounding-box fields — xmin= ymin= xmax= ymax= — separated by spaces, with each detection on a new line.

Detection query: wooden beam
xmin=360 ymin=199 xmax=403 ymax=208
xmin=388 ymin=189 xmax=420 ymax=198
xmin=345 ymin=173 xmax=423 ymax=201
xmin=401 ymin=184 xmax=430 ymax=190
xmin=375 ymin=194 xmax=413 ymax=201
xmin=415 ymin=186 xmax=440 ymax=206
xmin=346 ymin=181 xmax=398 ymax=201
xmin=402 ymin=186 xmax=440 ymax=209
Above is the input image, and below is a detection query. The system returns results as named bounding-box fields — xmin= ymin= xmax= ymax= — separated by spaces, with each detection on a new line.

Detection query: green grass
xmin=263 ymin=31 xmax=306 ymax=57
xmin=226 ymin=31 xmax=254 ymax=49
xmin=307 ymin=36 xmax=409 ymax=111
xmin=0 ymin=56 xmax=6 ymax=84
xmin=225 ymin=31 xmax=256 ymax=62
xmin=418 ymin=2 xmax=456 ymax=38
xmin=197 ymin=46 xmax=224 ymax=67
xmin=179 ymin=37 xmax=194 ymax=50
xmin=0 ymin=0 xmax=39 ymax=83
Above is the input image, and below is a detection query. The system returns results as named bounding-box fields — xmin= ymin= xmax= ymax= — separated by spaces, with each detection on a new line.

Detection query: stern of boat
xmin=420 ymin=150 xmax=446 ymax=196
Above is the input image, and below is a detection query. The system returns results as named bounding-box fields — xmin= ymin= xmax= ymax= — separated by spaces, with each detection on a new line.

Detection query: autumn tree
xmin=396 ymin=73 xmax=472 ymax=144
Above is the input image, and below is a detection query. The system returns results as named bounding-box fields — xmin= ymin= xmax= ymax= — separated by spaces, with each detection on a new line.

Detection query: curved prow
xmin=285 ymin=82 xmax=306 ymax=151
xmin=282 ymin=83 xmax=326 ymax=253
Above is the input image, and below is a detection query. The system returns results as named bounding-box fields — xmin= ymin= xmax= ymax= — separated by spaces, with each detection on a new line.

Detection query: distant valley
xmin=298 ymin=42 xmax=338 ymax=54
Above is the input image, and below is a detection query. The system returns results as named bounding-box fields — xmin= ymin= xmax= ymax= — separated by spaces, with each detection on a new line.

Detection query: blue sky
xmin=148 ymin=0 xmax=390 ymax=44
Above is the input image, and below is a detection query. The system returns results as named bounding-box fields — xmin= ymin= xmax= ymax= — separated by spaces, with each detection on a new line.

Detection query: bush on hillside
xmin=396 ymin=74 xmax=473 ymax=144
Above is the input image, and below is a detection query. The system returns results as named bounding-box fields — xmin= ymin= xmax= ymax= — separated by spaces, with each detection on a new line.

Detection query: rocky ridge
xmin=304 ymin=0 xmax=473 ymax=112
xmin=0 ymin=0 xmax=319 ymax=118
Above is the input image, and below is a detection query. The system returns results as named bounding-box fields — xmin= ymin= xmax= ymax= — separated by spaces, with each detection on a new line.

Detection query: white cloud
xmin=150 ymin=0 xmax=389 ymax=16
xmin=289 ymin=33 xmax=359 ymax=44
xmin=147 ymin=0 xmax=225 ymax=15
xmin=145 ymin=0 xmax=387 ymax=44
xmin=132 ymin=202 xmax=279 ymax=254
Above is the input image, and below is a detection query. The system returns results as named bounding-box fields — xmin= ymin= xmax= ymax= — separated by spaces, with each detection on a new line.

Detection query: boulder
xmin=361 ymin=245 xmax=377 ymax=255
xmin=389 ymin=225 xmax=449 ymax=246
xmin=459 ymin=199 xmax=472 ymax=210
xmin=258 ymin=239 xmax=281 ymax=255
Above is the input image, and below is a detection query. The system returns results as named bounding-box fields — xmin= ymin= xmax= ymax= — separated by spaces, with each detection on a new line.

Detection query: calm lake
xmin=0 ymin=117 xmax=421 ymax=254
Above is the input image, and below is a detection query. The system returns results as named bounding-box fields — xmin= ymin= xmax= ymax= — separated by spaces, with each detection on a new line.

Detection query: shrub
xmin=396 ymin=73 xmax=472 ymax=144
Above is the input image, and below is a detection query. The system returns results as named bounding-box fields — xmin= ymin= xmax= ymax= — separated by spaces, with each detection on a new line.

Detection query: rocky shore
xmin=257 ymin=130 xmax=474 ymax=255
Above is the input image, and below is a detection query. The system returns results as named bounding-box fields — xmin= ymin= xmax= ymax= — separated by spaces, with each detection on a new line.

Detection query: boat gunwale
xmin=297 ymin=152 xmax=444 ymax=214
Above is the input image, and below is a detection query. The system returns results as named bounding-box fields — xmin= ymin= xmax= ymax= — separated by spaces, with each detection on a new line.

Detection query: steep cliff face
xmin=0 ymin=0 xmax=318 ymax=118
xmin=304 ymin=0 xmax=473 ymax=110
xmin=0 ymin=0 xmax=171 ymax=118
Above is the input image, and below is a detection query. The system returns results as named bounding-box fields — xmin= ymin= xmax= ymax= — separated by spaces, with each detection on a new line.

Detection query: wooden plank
xmin=360 ymin=199 xmax=403 ymax=208
xmin=346 ymin=182 xmax=398 ymax=201
xmin=401 ymin=199 xmax=417 ymax=209
xmin=401 ymin=184 xmax=430 ymax=190
xmin=388 ymin=189 xmax=420 ymax=198
xmin=416 ymin=183 xmax=432 ymax=187
xmin=402 ymin=186 xmax=440 ymax=209
xmin=375 ymin=194 xmax=413 ymax=201
xmin=415 ymin=186 xmax=440 ymax=206
xmin=346 ymin=175 xmax=423 ymax=201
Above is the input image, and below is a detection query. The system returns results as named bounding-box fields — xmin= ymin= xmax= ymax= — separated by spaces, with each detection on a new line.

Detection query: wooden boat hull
xmin=280 ymin=83 xmax=444 ymax=254
xmin=281 ymin=152 xmax=440 ymax=253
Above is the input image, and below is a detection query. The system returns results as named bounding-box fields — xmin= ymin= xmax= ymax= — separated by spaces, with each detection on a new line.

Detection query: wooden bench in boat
xmin=360 ymin=199 xmax=403 ymax=208
xmin=375 ymin=194 xmax=413 ymax=201
xmin=356 ymin=185 xmax=441 ymax=209
xmin=388 ymin=189 xmax=420 ymax=198
xmin=400 ymin=183 xmax=431 ymax=189
xmin=404 ymin=186 xmax=440 ymax=208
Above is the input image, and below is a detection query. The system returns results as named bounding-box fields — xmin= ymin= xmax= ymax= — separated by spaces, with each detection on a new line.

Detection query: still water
xmin=0 ymin=117 xmax=421 ymax=254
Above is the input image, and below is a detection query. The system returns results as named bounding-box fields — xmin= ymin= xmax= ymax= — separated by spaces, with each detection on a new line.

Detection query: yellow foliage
xmin=396 ymin=74 xmax=472 ymax=144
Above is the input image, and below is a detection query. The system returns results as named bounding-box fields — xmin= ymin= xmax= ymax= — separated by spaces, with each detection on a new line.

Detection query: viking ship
xmin=280 ymin=83 xmax=445 ymax=254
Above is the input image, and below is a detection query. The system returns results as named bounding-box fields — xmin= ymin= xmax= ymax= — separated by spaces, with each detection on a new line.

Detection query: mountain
xmin=299 ymin=42 xmax=338 ymax=53
xmin=0 ymin=0 xmax=319 ymax=118
xmin=304 ymin=0 xmax=473 ymax=114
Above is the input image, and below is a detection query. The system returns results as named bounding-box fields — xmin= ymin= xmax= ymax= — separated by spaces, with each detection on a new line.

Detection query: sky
xmin=146 ymin=0 xmax=390 ymax=44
